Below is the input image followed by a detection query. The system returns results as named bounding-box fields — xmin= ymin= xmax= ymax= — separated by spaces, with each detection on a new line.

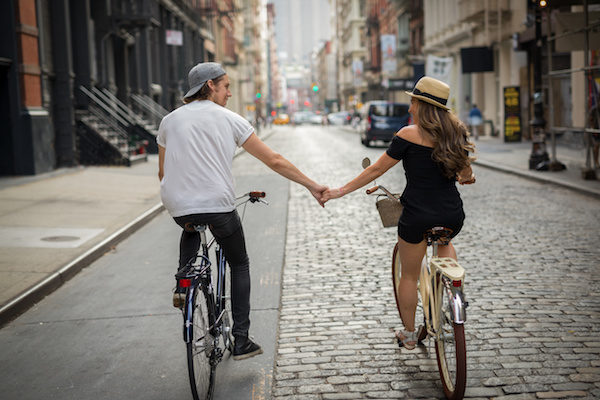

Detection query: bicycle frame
xmin=419 ymin=245 xmax=467 ymax=340
xmin=183 ymin=227 xmax=228 ymax=345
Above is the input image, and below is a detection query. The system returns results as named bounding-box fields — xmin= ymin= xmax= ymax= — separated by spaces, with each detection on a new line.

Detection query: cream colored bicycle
xmin=363 ymin=159 xmax=468 ymax=400
xmin=391 ymin=227 xmax=467 ymax=400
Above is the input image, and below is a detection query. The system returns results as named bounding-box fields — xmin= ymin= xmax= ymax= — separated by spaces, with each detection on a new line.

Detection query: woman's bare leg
xmin=397 ymin=237 xmax=427 ymax=332
xmin=437 ymin=241 xmax=457 ymax=260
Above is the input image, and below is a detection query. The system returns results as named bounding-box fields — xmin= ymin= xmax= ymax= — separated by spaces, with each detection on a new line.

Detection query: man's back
xmin=157 ymin=100 xmax=253 ymax=217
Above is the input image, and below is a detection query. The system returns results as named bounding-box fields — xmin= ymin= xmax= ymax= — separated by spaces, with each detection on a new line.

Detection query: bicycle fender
xmin=450 ymin=289 xmax=467 ymax=324
xmin=184 ymin=299 xmax=194 ymax=343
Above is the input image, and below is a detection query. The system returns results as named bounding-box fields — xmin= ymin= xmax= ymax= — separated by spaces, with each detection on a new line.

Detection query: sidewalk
xmin=0 ymin=157 xmax=163 ymax=325
xmin=472 ymin=135 xmax=600 ymax=199
xmin=1 ymin=128 xmax=598 ymax=326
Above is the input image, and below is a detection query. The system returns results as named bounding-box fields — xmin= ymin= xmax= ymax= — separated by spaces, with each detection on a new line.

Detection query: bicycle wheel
xmin=391 ymin=242 xmax=402 ymax=317
xmin=434 ymin=283 xmax=467 ymax=400
xmin=187 ymin=285 xmax=216 ymax=400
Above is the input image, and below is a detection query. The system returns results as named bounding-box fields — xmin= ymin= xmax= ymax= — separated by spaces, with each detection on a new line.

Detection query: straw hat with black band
xmin=405 ymin=76 xmax=450 ymax=111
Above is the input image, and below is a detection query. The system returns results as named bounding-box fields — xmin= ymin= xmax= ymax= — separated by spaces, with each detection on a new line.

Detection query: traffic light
xmin=539 ymin=0 xmax=547 ymax=6
xmin=312 ymin=84 xmax=319 ymax=92
xmin=255 ymin=92 xmax=261 ymax=99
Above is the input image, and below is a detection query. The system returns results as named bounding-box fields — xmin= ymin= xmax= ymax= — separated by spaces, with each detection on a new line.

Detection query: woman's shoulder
xmin=395 ymin=125 xmax=433 ymax=148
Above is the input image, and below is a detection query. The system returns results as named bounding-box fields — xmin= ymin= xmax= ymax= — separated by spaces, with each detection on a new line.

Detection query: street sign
xmin=166 ymin=30 xmax=183 ymax=46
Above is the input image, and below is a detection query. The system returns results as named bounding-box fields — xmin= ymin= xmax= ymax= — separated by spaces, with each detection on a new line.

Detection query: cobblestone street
xmin=266 ymin=125 xmax=600 ymax=400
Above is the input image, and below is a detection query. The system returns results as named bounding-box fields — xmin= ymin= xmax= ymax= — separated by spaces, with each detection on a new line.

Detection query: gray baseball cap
xmin=183 ymin=62 xmax=226 ymax=99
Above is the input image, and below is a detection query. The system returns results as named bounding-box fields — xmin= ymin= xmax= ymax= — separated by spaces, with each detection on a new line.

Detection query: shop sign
xmin=426 ymin=55 xmax=452 ymax=83
xmin=387 ymin=78 xmax=414 ymax=91
xmin=503 ymin=86 xmax=522 ymax=142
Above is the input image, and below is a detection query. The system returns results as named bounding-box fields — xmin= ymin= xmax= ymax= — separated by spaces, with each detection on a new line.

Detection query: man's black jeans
xmin=173 ymin=210 xmax=250 ymax=339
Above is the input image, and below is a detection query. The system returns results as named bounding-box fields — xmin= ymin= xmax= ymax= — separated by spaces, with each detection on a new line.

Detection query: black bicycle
xmin=178 ymin=191 xmax=267 ymax=400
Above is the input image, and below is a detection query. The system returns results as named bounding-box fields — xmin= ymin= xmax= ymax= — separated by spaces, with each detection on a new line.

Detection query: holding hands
xmin=307 ymin=185 xmax=345 ymax=207
xmin=309 ymin=183 xmax=330 ymax=207
xmin=321 ymin=187 xmax=345 ymax=203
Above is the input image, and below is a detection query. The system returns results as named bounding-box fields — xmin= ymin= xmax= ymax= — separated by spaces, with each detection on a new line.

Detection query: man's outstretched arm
xmin=242 ymin=133 xmax=327 ymax=206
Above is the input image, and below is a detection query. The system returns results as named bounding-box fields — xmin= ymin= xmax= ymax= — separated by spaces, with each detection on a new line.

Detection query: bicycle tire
xmin=434 ymin=286 xmax=467 ymax=400
xmin=187 ymin=284 xmax=217 ymax=400
xmin=391 ymin=242 xmax=402 ymax=317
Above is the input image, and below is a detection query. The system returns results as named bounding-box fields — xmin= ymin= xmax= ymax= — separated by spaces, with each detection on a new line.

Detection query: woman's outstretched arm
xmin=323 ymin=152 xmax=399 ymax=202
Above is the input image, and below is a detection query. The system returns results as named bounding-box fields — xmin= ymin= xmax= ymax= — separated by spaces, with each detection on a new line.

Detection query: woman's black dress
xmin=386 ymin=135 xmax=465 ymax=244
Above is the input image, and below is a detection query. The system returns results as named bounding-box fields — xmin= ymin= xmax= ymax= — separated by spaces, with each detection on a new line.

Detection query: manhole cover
xmin=41 ymin=236 xmax=80 ymax=242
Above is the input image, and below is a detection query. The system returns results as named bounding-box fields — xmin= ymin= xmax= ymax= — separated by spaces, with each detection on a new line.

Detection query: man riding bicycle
xmin=157 ymin=62 xmax=327 ymax=360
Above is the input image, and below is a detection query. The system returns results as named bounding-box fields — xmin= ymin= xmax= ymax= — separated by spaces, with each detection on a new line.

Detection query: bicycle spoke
xmin=187 ymin=287 xmax=214 ymax=400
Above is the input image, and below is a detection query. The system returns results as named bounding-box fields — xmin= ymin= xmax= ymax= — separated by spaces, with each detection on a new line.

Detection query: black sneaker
xmin=233 ymin=336 xmax=263 ymax=360
xmin=172 ymin=285 xmax=186 ymax=309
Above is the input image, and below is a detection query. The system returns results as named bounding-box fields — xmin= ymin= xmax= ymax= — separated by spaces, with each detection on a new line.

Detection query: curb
xmin=0 ymin=128 xmax=278 ymax=328
xmin=473 ymin=159 xmax=600 ymax=200
xmin=0 ymin=203 xmax=165 ymax=327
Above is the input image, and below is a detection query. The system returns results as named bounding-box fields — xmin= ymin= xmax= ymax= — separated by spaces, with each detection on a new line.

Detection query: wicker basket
xmin=376 ymin=195 xmax=403 ymax=228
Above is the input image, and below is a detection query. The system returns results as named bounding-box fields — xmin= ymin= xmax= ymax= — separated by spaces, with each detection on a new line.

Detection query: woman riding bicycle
xmin=322 ymin=76 xmax=476 ymax=349
xmin=158 ymin=62 xmax=327 ymax=360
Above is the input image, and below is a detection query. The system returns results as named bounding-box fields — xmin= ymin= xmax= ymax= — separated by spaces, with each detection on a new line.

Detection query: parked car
xmin=308 ymin=112 xmax=323 ymax=125
xmin=292 ymin=111 xmax=312 ymax=125
xmin=360 ymin=101 xmax=410 ymax=147
xmin=327 ymin=111 xmax=351 ymax=125
xmin=273 ymin=113 xmax=290 ymax=125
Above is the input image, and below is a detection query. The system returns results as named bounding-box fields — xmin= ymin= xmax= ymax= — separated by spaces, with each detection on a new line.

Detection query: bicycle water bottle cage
xmin=425 ymin=227 xmax=453 ymax=246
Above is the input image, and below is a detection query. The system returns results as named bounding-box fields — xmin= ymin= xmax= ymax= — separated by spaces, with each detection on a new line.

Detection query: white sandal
xmin=395 ymin=329 xmax=417 ymax=350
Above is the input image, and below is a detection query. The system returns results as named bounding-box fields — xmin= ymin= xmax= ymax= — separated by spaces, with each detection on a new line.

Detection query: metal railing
xmin=79 ymin=86 xmax=134 ymax=157
xmin=94 ymin=87 xmax=145 ymax=126
xmin=131 ymin=93 xmax=169 ymax=127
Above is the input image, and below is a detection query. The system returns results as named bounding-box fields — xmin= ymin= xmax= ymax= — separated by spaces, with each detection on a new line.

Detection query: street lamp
xmin=528 ymin=2 xmax=550 ymax=170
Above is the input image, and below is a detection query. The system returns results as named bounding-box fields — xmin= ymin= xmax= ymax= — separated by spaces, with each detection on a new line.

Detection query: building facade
xmin=1 ymin=0 xmax=268 ymax=176
xmin=334 ymin=0 xmax=368 ymax=111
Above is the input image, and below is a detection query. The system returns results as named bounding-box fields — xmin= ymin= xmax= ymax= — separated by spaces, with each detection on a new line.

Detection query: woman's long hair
xmin=415 ymin=100 xmax=475 ymax=179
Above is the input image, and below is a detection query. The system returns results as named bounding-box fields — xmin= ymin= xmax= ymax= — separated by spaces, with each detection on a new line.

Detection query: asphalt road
xmin=0 ymin=154 xmax=289 ymax=400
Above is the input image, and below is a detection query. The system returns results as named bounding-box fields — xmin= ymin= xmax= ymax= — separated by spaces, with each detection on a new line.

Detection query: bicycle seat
xmin=424 ymin=227 xmax=453 ymax=245
xmin=183 ymin=223 xmax=207 ymax=233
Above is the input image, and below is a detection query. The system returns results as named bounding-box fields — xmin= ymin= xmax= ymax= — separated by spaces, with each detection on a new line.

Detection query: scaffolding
xmin=545 ymin=0 xmax=599 ymax=179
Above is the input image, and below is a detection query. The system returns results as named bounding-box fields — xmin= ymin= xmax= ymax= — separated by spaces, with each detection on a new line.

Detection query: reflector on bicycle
xmin=452 ymin=280 xmax=462 ymax=287
xmin=179 ymin=278 xmax=192 ymax=288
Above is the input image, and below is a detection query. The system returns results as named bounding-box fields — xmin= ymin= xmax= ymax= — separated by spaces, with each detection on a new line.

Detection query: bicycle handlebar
xmin=249 ymin=191 xmax=266 ymax=199
xmin=366 ymin=185 xmax=398 ymax=202
xmin=237 ymin=191 xmax=269 ymax=205
xmin=366 ymin=185 xmax=379 ymax=194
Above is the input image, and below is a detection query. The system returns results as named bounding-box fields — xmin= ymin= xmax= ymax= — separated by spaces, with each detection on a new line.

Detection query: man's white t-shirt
xmin=157 ymin=100 xmax=254 ymax=217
